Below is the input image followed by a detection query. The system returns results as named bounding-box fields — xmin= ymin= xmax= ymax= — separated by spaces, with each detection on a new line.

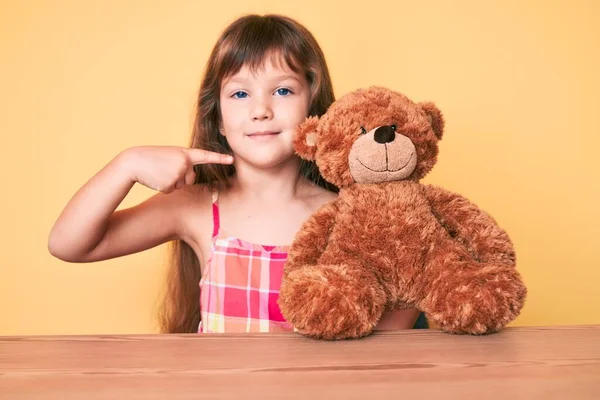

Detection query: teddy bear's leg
xmin=418 ymin=257 xmax=527 ymax=335
xmin=278 ymin=263 xmax=387 ymax=340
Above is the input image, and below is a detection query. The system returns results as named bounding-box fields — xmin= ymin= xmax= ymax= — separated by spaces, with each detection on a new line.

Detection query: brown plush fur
xmin=278 ymin=87 xmax=527 ymax=340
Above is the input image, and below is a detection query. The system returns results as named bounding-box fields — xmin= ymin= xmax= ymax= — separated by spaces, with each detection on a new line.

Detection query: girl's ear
xmin=419 ymin=102 xmax=445 ymax=140
xmin=294 ymin=116 xmax=320 ymax=161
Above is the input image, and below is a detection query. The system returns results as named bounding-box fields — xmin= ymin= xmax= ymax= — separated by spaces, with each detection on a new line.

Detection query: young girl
xmin=48 ymin=14 xmax=425 ymax=334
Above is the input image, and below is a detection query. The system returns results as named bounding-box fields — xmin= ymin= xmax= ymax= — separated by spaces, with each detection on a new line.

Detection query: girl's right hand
xmin=122 ymin=146 xmax=234 ymax=194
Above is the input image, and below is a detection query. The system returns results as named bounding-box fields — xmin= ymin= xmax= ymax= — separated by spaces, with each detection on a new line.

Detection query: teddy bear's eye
xmin=391 ymin=124 xmax=397 ymax=131
xmin=360 ymin=126 xmax=367 ymax=135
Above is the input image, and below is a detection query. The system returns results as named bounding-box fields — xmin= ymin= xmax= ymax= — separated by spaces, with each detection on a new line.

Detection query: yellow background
xmin=1 ymin=0 xmax=598 ymax=335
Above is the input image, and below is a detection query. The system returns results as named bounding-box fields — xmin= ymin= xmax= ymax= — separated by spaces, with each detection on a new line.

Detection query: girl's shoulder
xmin=169 ymin=183 xmax=214 ymax=207
xmin=161 ymin=183 xmax=225 ymax=260
xmin=135 ymin=183 xmax=213 ymax=222
xmin=301 ymin=183 xmax=339 ymax=213
xmin=165 ymin=183 xmax=215 ymax=239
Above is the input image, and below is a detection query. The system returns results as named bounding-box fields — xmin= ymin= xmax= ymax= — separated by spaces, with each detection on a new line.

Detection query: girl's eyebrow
xmin=224 ymin=74 xmax=302 ymax=86
xmin=268 ymin=75 xmax=302 ymax=83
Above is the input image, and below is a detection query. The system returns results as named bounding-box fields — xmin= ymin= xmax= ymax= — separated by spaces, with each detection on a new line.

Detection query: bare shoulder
xmin=161 ymin=184 xmax=214 ymax=246
xmin=301 ymin=184 xmax=339 ymax=213
xmin=147 ymin=183 xmax=211 ymax=213
xmin=172 ymin=183 xmax=214 ymax=221
xmin=172 ymin=183 xmax=212 ymax=205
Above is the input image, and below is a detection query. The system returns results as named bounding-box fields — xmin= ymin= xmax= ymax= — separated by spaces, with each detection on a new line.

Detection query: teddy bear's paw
xmin=425 ymin=265 xmax=527 ymax=335
xmin=278 ymin=264 xmax=386 ymax=340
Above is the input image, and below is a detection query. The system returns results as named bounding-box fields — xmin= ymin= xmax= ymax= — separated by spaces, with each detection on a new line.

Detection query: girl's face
xmin=219 ymin=56 xmax=311 ymax=169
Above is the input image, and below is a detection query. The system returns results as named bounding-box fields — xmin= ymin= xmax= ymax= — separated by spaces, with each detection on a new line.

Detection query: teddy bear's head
xmin=295 ymin=86 xmax=445 ymax=188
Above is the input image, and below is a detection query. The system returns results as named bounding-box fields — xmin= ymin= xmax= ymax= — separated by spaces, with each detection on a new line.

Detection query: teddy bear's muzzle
xmin=348 ymin=129 xmax=418 ymax=184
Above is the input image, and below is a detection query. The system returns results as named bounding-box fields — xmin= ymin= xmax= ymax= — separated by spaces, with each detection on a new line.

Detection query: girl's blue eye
xmin=275 ymin=88 xmax=292 ymax=96
xmin=232 ymin=91 xmax=248 ymax=99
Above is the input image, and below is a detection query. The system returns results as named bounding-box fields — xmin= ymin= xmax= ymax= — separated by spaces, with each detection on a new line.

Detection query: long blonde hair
xmin=158 ymin=14 xmax=337 ymax=333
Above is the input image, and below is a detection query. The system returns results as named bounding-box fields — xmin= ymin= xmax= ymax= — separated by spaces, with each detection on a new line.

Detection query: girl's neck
xmin=227 ymin=157 xmax=310 ymax=202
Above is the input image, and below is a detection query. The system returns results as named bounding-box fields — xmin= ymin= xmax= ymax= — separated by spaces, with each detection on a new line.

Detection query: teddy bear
xmin=278 ymin=86 xmax=527 ymax=340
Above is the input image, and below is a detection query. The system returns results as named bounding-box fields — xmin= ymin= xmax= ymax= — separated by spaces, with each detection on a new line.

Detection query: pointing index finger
xmin=186 ymin=148 xmax=234 ymax=165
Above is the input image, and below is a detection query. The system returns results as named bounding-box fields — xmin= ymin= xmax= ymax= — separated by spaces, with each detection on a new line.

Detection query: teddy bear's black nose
xmin=374 ymin=125 xmax=396 ymax=144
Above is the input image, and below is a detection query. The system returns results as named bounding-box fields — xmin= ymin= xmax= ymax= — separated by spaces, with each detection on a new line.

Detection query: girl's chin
xmin=233 ymin=153 xmax=298 ymax=170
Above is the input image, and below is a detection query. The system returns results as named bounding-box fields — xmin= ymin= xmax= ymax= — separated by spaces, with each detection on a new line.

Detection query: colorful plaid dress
xmin=198 ymin=190 xmax=294 ymax=333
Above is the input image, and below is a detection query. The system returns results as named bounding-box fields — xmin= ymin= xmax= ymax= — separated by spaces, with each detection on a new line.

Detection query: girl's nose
xmin=250 ymin=99 xmax=273 ymax=121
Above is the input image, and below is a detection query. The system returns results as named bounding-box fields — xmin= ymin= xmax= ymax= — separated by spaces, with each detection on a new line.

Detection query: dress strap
xmin=211 ymin=189 xmax=220 ymax=239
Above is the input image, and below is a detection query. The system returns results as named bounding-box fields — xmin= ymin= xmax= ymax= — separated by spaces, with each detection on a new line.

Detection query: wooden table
xmin=1 ymin=325 xmax=599 ymax=399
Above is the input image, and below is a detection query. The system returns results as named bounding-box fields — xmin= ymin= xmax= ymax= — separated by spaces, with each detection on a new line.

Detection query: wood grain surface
xmin=1 ymin=325 xmax=599 ymax=399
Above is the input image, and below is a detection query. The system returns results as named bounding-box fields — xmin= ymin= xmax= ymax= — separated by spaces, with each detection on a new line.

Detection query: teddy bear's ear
xmin=294 ymin=115 xmax=320 ymax=161
xmin=419 ymin=102 xmax=445 ymax=140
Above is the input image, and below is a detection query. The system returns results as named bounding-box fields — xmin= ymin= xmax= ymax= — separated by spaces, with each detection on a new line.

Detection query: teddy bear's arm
xmin=422 ymin=184 xmax=516 ymax=266
xmin=285 ymin=200 xmax=339 ymax=271
xmin=280 ymin=198 xmax=386 ymax=340
xmin=418 ymin=184 xmax=527 ymax=334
